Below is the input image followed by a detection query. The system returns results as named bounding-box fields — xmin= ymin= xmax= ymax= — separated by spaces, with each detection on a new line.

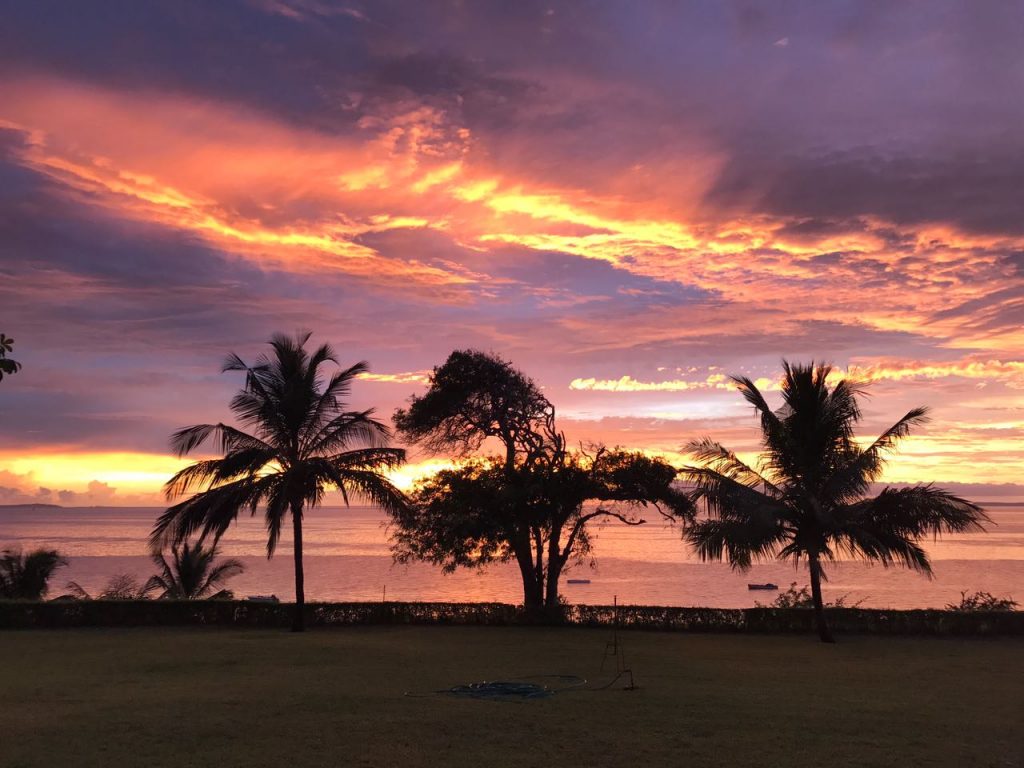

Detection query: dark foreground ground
xmin=1 ymin=627 xmax=1021 ymax=768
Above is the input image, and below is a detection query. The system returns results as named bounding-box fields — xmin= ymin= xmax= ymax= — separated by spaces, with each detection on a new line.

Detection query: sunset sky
xmin=1 ymin=1 xmax=1022 ymax=505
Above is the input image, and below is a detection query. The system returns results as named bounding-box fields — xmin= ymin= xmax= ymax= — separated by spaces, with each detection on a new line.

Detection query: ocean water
xmin=1 ymin=503 xmax=1022 ymax=609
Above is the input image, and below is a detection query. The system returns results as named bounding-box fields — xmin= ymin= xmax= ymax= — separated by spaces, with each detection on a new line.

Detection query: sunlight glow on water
xmin=1 ymin=504 xmax=1021 ymax=608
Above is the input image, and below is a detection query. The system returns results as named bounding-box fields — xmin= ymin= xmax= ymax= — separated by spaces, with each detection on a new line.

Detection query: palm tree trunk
xmin=808 ymin=552 xmax=834 ymax=643
xmin=291 ymin=502 xmax=305 ymax=633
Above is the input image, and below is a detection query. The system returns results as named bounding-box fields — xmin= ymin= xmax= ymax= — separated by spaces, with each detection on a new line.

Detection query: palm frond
xmin=846 ymin=485 xmax=988 ymax=537
xmin=306 ymin=409 xmax=393 ymax=456
xmin=326 ymin=446 xmax=407 ymax=471
xmin=731 ymin=375 xmax=782 ymax=432
xmin=686 ymin=518 xmax=786 ymax=570
xmin=311 ymin=459 xmax=409 ymax=516
xmin=686 ymin=438 xmax=782 ymax=496
xmin=262 ymin=483 xmax=291 ymax=557
xmin=859 ymin=407 xmax=930 ymax=476
xmin=831 ymin=523 xmax=932 ymax=574
xmin=151 ymin=474 xmax=279 ymax=549
xmin=821 ymin=407 xmax=931 ymax=504
xmin=163 ymin=447 xmax=276 ymax=499
xmin=170 ymin=424 xmax=217 ymax=456
xmin=299 ymin=362 xmax=370 ymax=449
xmin=143 ymin=573 xmax=173 ymax=599
xmin=170 ymin=422 xmax=270 ymax=461
xmin=682 ymin=466 xmax=789 ymax=522
xmin=200 ymin=557 xmax=245 ymax=596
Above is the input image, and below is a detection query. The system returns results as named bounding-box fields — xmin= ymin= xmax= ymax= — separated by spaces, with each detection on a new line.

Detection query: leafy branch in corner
xmin=0 ymin=334 xmax=21 ymax=382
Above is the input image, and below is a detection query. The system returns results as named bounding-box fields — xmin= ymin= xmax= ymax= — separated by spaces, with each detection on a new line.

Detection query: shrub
xmin=757 ymin=583 xmax=862 ymax=609
xmin=65 ymin=573 xmax=156 ymax=600
xmin=945 ymin=591 xmax=1018 ymax=612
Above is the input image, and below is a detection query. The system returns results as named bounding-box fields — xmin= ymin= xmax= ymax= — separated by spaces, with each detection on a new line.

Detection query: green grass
xmin=1 ymin=627 xmax=1021 ymax=768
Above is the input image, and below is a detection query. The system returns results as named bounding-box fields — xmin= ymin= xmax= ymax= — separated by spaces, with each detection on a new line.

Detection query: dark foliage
xmin=0 ymin=333 xmax=21 ymax=382
xmin=684 ymin=361 xmax=987 ymax=642
xmin=151 ymin=331 xmax=407 ymax=631
xmin=0 ymin=548 xmax=68 ymax=599
xmin=394 ymin=349 xmax=554 ymax=470
xmin=945 ymin=590 xmax=1018 ymax=612
xmin=756 ymin=582 xmax=862 ymax=609
xmin=393 ymin=449 xmax=691 ymax=612
xmin=145 ymin=542 xmax=244 ymax=600
xmin=65 ymin=573 xmax=157 ymax=600
xmin=393 ymin=350 xmax=692 ymax=614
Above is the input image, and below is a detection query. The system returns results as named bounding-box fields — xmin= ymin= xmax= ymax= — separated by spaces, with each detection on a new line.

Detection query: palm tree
xmin=145 ymin=542 xmax=244 ymax=600
xmin=151 ymin=331 xmax=407 ymax=631
xmin=0 ymin=547 xmax=68 ymax=599
xmin=684 ymin=361 xmax=987 ymax=643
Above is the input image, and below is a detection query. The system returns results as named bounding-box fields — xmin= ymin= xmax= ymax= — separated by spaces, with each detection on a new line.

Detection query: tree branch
xmin=560 ymin=508 xmax=645 ymax=560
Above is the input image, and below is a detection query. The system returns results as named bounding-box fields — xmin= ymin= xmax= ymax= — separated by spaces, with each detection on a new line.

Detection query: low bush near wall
xmin=568 ymin=604 xmax=747 ymax=632
xmin=0 ymin=600 xmax=1021 ymax=635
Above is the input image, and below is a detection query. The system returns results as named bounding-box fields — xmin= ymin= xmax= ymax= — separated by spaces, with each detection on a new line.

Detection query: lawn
xmin=1 ymin=627 xmax=1020 ymax=768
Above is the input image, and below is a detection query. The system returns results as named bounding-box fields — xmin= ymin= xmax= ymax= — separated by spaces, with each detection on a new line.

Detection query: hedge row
xmin=1 ymin=600 xmax=1022 ymax=635
xmin=570 ymin=604 xmax=1024 ymax=635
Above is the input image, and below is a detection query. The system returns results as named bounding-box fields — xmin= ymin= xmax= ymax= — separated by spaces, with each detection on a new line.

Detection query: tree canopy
xmin=394 ymin=349 xmax=555 ymax=471
xmin=393 ymin=448 xmax=691 ymax=609
xmin=393 ymin=350 xmax=691 ymax=613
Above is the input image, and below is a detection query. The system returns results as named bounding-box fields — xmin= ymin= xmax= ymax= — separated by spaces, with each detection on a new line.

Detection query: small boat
xmin=566 ymin=579 xmax=592 ymax=585
xmin=747 ymin=583 xmax=779 ymax=591
xmin=246 ymin=594 xmax=280 ymax=603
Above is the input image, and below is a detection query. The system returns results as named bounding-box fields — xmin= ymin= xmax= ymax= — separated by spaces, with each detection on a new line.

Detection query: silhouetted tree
xmin=394 ymin=350 xmax=690 ymax=614
xmin=152 ymin=331 xmax=407 ymax=631
xmin=684 ymin=361 xmax=987 ymax=642
xmin=145 ymin=541 xmax=244 ymax=600
xmin=0 ymin=334 xmax=21 ymax=382
xmin=0 ymin=547 xmax=68 ymax=599
xmin=393 ymin=448 xmax=690 ymax=612
xmin=394 ymin=349 xmax=554 ymax=474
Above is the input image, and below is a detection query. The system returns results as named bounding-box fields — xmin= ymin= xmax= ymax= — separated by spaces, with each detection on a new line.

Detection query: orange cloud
xmin=0 ymin=78 xmax=476 ymax=291
xmin=844 ymin=359 xmax=1024 ymax=388
xmin=569 ymin=372 xmax=745 ymax=392
xmin=3 ymin=74 xmax=1021 ymax=356
xmin=572 ymin=359 xmax=1024 ymax=396
xmin=356 ymin=371 xmax=431 ymax=385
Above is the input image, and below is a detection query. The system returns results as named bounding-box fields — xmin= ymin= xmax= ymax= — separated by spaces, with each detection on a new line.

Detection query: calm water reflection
xmin=2 ymin=504 xmax=1021 ymax=608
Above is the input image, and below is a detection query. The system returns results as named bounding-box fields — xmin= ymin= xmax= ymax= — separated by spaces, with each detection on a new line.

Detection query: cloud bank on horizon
xmin=0 ymin=0 xmax=1022 ymax=504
